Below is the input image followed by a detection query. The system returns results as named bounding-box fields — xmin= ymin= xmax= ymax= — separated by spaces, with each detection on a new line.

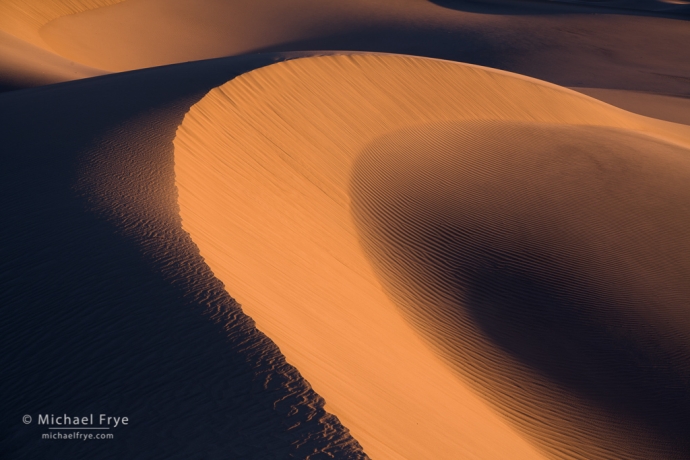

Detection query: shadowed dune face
xmin=173 ymin=54 xmax=690 ymax=459
xmin=26 ymin=0 xmax=690 ymax=96
xmin=431 ymin=0 xmax=690 ymax=15
xmin=0 ymin=54 xmax=368 ymax=460
xmin=350 ymin=121 xmax=690 ymax=458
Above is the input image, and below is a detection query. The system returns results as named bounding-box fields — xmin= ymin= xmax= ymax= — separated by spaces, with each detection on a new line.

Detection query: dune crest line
xmin=173 ymin=54 xmax=690 ymax=459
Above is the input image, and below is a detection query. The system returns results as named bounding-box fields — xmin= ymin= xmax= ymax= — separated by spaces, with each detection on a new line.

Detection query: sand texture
xmin=0 ymin=53 xmax=368 ymax=460
xmin=0 ymin=0 xmax=121 ymax=90
xmin=1 ymin=0 xmax=689 ymax=459
xmin=574 ymin=88 xmax=690 ymax=126
xmin=2 ymin=0 xmax=690 ymax=95
xmin=0 ymin=0 xmax=125 ymax=47
xmin=0 ymin=29 xmax=104 ymax=91
xmin=174 ymin=54 xmax=690 ymax=459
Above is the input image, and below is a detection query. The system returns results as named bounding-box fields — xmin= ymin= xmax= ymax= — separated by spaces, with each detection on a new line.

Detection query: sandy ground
xmin=0 ymin=29 xmax=104 ymax=91
xmin=574 ymin=88 xmax=690 ymax=125
xmin=1 ymin=1 xmax=689 ymax=459
xmin=0 ymin=52 xmax=369 ymax=460
xmin=174 ymin=54 xmax=690 ymax=459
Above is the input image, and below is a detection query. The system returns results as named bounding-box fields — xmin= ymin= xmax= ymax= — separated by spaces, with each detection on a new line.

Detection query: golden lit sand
xmin=0 ymin=0 xmax=121 ymax=88
xmin=573 ymin=88 xmax=690 ymax=126
xmin=0 ymin=0 xmax=124 ymax=48
xmin=174 ymin=54 xmax=690 ymax=459
xmin=24 ymin=0 xmax=690 ymax=100
xmin=0 ymin=52 xmax=370 ymax=459
xmin=2 ymin=0 xmax=690 ymax=457
xmin=0 ymin=29 xmax=104 ymax=90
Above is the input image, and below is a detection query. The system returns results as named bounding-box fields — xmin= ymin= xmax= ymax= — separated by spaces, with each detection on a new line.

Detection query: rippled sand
xmin=2 ymin=1 xmax=690 ymax=459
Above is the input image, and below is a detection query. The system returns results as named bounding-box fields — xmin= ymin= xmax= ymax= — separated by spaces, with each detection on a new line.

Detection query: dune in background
xmin=0 ymin=29 xmax=104 ymax=91
xmin=174 ymin=54 xmax=690 ymax=459
xmin=573 ymin=88 xmax=690 ymax=126
xmin=0 ymin=0 xmax=121 ymax=89
xmin=2 ymin=0 xmax=690 ymax=130
xmin=17 ymin=0 xmax=690 ymax=93
xmin=0 ymin=0 xmax=124 ymax=47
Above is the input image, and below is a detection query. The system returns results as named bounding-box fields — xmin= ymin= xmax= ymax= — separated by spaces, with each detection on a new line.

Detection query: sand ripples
xmin=174 ymin=53 xmax=690 ymax=458
xmin=351 ymin=120 xmax=690 ymax=458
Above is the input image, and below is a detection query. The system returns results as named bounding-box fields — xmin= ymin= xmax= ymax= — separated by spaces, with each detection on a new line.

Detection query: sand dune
xmin=0 ymin=0 xmax=120 ymax=89
xmin=0 ymin=52 xmax=368 ymax=460
xmin=0 ymin=0 xmax=124 ymax=48
xmin=174 ymin=54 xmax=690 ymax=459
xmin=2 ymin=0 xmax=690 ymax=458
xmin=0 ymin=29 xmax=104 ymax=91
xmin=8 ymin=0 xmax=689 ymax=95
xmin=574 ymin=88 xmax=690 ymax=126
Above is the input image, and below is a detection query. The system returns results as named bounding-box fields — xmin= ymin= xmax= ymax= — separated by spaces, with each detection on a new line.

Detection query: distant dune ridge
xmin=2 ymin=0 xmax=690 ymax=108
xmin=174 ymin=54 xmax=690 ymax=459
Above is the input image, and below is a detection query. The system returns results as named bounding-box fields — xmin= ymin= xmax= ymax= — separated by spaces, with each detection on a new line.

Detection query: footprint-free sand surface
xmin=174 ymin=54 xmax=690 ymax=459
xmin=1 ymin=1 xmax=690 ymax=459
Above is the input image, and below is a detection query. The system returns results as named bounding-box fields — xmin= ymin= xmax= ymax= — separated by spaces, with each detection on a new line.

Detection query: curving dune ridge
xmin=174 ymin=54 xmax=690 ymax=459
xmin=1 ymin=0 xmax=690 ymax=457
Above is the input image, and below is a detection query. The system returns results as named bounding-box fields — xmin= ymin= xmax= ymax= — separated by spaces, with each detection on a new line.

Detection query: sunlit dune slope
xmin=174 ymin=54 xmax=690 ymax=459
xmin=573 ymin=88 xmax=690 ymax=126
xmin=0 ymin=52 xmax=368 ymax=460
xmin=0 ymin=0 xmax=124 ymax=48
xmin=0 ymin=0 xmax=119 ymax=89
xmin=39 ymin=0 xmax=364 ymax=72
xmin=26 ymin=0 xmax=690 ymax=99
xmin=0 ymin=29 xmax=104 ymax=91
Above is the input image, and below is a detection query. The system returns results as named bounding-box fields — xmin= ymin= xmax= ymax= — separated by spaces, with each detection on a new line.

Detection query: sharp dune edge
xmin=174 ymin=54 xmax=690 ymax=459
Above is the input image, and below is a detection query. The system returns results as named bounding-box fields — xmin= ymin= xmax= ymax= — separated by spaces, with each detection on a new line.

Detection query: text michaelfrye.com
xmin=22 ymin=414 xmax=128 ymax=441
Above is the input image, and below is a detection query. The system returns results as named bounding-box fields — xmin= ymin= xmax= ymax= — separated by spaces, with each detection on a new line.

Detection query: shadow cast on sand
xmin=350 ymin=120 xmax=690 ymax=459
xmin=429 ymin=0 xmax=690 ymax=18
xmin=0 ymin=53 xmax=366 ymax=460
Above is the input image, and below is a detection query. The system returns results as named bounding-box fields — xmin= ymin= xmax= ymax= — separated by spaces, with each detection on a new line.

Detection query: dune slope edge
xmin=0 ymin=53 xmax=368 ymax=460
xmin=173 ymin=54 xmax=690 ymax=458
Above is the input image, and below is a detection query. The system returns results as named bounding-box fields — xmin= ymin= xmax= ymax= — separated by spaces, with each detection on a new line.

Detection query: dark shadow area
xmin=253 ymin=17 xmax=690 ymax=95
xmin=430 ymin=0 xmax=690 ymax=18
xmin=463 ymin=246 xmax=690 ymax=447
xmin=350 ymin=121 xmax=690 ymax=458
xmin=0 ymin=53 xmax=366 ymax=459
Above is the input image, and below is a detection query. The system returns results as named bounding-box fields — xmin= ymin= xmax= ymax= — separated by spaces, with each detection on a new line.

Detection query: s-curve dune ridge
xmin=174 ymin=54 xmax=690 ymax=459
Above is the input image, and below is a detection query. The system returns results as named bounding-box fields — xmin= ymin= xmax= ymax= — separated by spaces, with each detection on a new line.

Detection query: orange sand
xmin=173 ymin=54 xmax=690 ymax=458
xmin=2 ymin=0 xmax=689 ymax=457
